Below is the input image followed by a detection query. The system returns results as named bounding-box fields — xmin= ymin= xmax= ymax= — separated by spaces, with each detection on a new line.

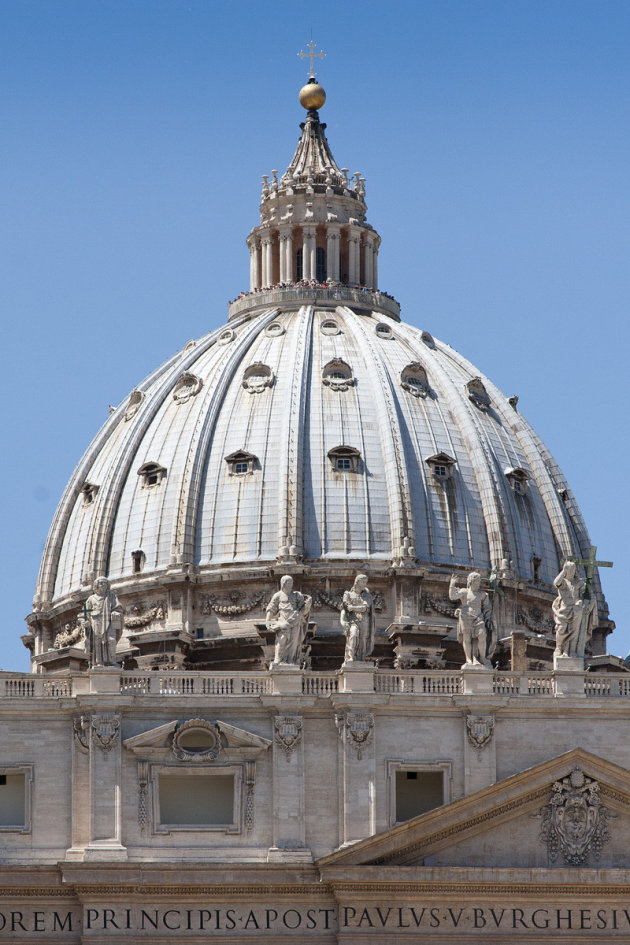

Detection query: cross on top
xmin=566 ymin=545 xmax=613 ymax=598
xmin=298 ymin=40 xmax=326 ymax=78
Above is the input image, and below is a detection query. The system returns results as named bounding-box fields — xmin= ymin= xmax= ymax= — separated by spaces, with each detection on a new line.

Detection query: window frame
xmin=151 ymin=763 xmax=244 ymax=836
xmin=387 ymin=759 xmax=452 ymax=827
xmin=0 ymin=765 xmax=33 ymax=833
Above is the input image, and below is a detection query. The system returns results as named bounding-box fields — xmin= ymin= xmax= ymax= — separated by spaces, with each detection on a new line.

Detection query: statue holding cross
xmin=552 ymin=546 xmax=612 ymax=661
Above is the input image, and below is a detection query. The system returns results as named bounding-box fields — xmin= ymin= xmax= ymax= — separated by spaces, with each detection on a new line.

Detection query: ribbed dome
xmin=27 ymin=81 xmax=611 ymax=673
xmin=36 ymin=300 xmax=596 ymax=603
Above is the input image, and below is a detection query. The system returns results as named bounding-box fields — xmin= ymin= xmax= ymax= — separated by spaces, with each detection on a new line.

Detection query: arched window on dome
xmin=322 ymin=359 xmax=354 ymax=391
xmin=131 ymin=550 xmax=146 ymax=574
xmin=505 ymin=466 xmax=530 ymax=496
xmin=425 ymin=452 xmax=456 ymax=480
xmin=81 ymin=482 xmax=99 ymax=506
xmin=138 ymin=462 xmax=167 ymax=489
xmin=466 ymin=377 xmax=491 ymax=410
xmin=225 ymin=450 xmax=258 ymax=477
xmin=327 ymin=445 xmax=361 ymax=473
xmin=400 ymin=363 xmax=429 ymax=398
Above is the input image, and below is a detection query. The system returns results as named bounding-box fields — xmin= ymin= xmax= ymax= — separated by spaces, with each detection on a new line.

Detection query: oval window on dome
xmin=242 ymin=363 xmax=274 ymax=394
xmin=400 ymin=362 xmax=429 ymax=398
xmin=466 ymin=377 xmax=491 ymax=410
xmin=322 ymin=359 xmax=354 ymax=391
xmin=124 ymin=389 xmax=144 ymax=422
xmin=219 ymin=328 xmax=236 ymax=345
xmin=265 ymin=321 xmax=285 ymax=337
xmin=421 ymin=330 xmax=435 ymax=348
xmin=173 ymin=372 xmax=203 ymax=404
xmin=321 ymin=319 xmax=341 ymax=336
xmin=375 ymin=322 xmax=394 ymax=340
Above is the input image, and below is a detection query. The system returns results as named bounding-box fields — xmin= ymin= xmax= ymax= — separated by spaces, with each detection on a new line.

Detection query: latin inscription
xmin=1 ymin=904 xmax=630 ymax=936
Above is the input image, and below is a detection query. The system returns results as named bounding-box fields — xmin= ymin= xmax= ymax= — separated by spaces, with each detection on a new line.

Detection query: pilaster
xmin=268 ymin=714 xmax=311 ymax=862
xmin=336 ymin=709 xmax=375 ymax=846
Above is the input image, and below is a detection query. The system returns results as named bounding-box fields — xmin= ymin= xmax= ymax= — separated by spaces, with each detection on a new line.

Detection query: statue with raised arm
xmin=266 ymin=575 xmax=312 ymax=667
xmin=552 ymin=561 xmax=597 ymax=659
xmin=341 ymin=574 xmax=375 ymax=665
xmin=449 ymin=571 xmax=495 ymax=668
xmin=84 ymin=576 xmax=124 ymax=667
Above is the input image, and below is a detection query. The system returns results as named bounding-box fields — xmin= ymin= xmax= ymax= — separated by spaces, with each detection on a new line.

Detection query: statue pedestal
xmin=553 ymin=654 xmax=586 ymax=697
xmin=553 ymin=653 xmax=584 ymax=672
xmin=461 ymin=665 xmax=494 ymax=696
xmin=340 ymin=661 xmax=374 ymax=693
xmin=89 ymin=666 xmax=121 ymax=694
xmin=269 ymin=665 xmax=303 ymax=695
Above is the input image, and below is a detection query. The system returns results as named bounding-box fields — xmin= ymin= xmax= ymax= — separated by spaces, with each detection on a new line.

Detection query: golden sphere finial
xmin=299 ymin=78 xmax=326 ymax=111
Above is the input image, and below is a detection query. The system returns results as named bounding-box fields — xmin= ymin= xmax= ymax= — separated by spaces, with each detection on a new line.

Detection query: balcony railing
xmin=227 ymin=284 xmax=400 ymax=322
xmin=3 ymin=670 xmax=630 ymax=700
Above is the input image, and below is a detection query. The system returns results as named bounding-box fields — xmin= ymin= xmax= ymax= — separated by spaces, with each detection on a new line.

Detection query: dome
xmin=27 ymin=82 xmax=612 ymax=673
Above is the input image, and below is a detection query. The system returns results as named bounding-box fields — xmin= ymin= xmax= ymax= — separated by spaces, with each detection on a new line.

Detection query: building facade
xmin=3 ymin=72 xmax=628 ymax=943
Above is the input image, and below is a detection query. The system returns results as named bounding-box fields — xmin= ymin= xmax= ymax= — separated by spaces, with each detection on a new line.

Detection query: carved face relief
xmin=539 ymin=766 xmax=613 ymax=865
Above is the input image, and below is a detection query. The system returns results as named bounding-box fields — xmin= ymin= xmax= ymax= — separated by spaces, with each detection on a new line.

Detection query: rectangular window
xmin=337 ymin=458 xmax=352 ymax=470
xmin=296 ymin=248 xmax=303 ymax=281
xmin=0 ymin=769 xmax=31 ymax=830
xmin=388 ymin=761 xmax=451 ymax=826
xmin=234 ymin=462 xmax=249 ymax=474
xmin=158 ymin=773 xmax=235 ymax=827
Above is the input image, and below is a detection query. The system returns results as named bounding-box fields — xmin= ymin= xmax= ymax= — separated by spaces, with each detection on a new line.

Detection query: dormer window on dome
xmin=328 ymin=445 xmax=361 ymax=473
xmin=81 ymin=482 xmax=99 ymax=506
xmin=425 ymin=453 xmax=457 ymax=480
xmin=138 ymin=462 xmax=166 ymax=489
xmin=225 ymin=451 xmax=258 ymax=477
xmin=375 ymin=322 xmax=394 ymax=340
xmin=400 ymin=363 xmax=429 ymax=398
xmin=242 ymin=363 xmax=274 ymax=394
xmin=173 ymin=372 xmax=203 ymax=404
xmin=505 ymin=466 xmax=530 ymax=495
xmin=466 ymin=378 xmax=491 ymax=410
xmin=322 ymin=359 xmax=354 ymax=390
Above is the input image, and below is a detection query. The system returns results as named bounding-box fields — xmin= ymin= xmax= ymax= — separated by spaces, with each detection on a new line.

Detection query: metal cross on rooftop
xmin=298 ymin=40 xmax=326 ymax=77
xmin=566 ymin=545 xmax=613 ymax=599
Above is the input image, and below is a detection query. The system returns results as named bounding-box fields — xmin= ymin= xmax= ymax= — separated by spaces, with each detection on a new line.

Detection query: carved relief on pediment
xmin=538 ymin=766 xmax=614 ymax=866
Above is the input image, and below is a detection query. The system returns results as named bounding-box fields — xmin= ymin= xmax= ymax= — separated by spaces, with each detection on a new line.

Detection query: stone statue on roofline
xmin=341 ymin=574 xmax=375 ymax=665
xmin=266 ymin=575 xmax=312 ymax=668
xmin=552 ymin=560 xmax=597 ymax=661
xmin=449 ymin=571 xmax=496 ymax=669
xmin=82 ymin=576 xmax=124 ymax=668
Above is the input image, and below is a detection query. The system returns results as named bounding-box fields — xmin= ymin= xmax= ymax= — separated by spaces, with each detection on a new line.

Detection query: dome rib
xmin=169 ymin=309 xmax=280 ymax=567
xmin=345 ymin=308 xmax=416 ymax=563
xmin=276 ymin=305 xmax=313 ymax=559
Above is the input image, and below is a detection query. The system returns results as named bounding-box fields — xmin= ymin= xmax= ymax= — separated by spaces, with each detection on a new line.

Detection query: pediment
xmin=318 ymin=749 xmax=630 ymax=870
xmin=123 ymin=719 xmax=271 ymax=761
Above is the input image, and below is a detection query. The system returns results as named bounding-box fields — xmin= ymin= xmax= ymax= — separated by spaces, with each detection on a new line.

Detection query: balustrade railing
xmin=3 ymin=670 xmax=630 ymax=699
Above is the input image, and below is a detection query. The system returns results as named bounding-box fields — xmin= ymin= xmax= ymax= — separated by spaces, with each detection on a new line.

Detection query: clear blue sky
xmin=1 ymin=0 xmax=627 ymax=671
